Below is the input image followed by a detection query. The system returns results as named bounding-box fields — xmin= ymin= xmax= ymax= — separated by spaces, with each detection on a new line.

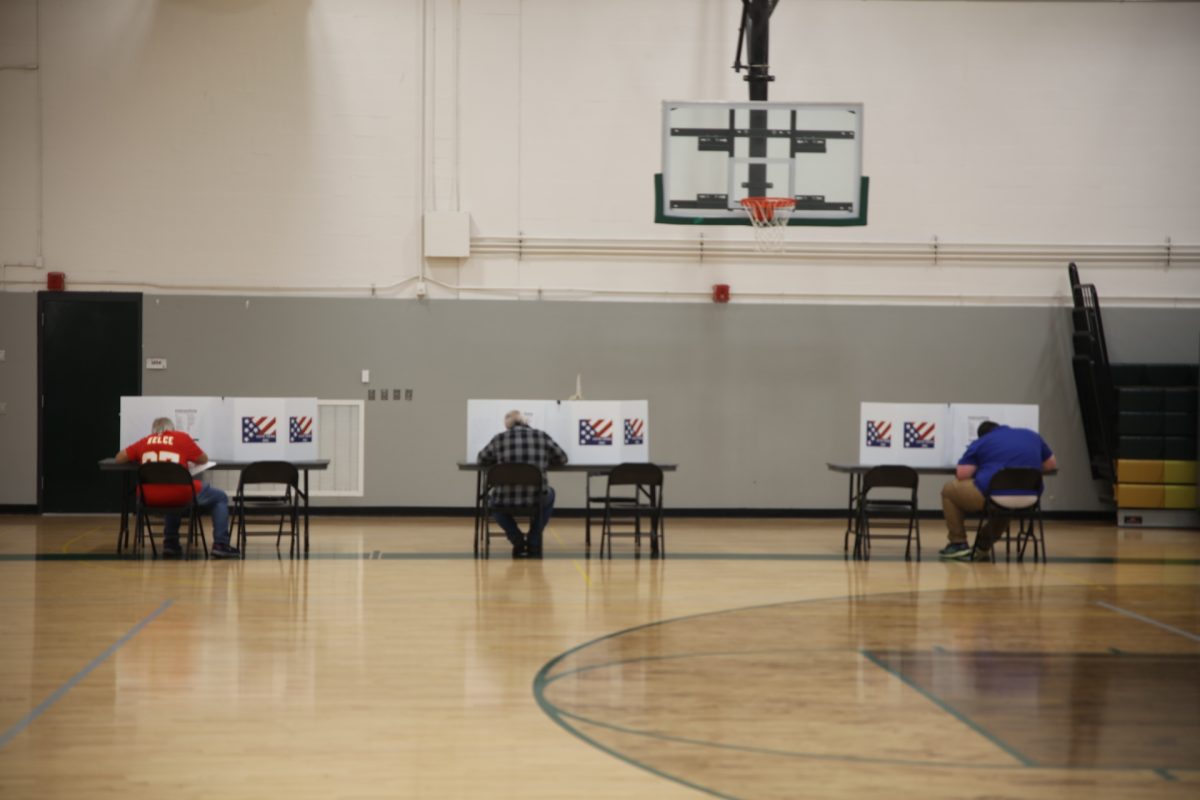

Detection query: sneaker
xmin=160 ymin=543 xmax=183 ymax=560
xmin=972 ymin=547 xmax=994 ymax=562
xmin=938 ymin=542 xmax=972 ymax=560
xmin=211 ymin=543 xmax=241 ymax=559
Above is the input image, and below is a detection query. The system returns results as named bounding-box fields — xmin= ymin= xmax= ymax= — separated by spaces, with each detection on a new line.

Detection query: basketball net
xmin=740 ymin=197 xmax=795 ymax=253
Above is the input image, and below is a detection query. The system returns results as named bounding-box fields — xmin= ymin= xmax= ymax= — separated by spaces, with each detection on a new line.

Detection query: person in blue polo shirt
xmin=939 ymin=421 xmax=1056 ymax=561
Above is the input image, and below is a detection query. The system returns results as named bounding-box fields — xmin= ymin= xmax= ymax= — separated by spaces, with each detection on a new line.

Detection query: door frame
xmin=37 ymin=291 xmax=143 ymax=511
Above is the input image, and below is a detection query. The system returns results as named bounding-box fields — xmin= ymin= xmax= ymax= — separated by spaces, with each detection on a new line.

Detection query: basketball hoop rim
xmin=739 ymin=196 xmax=796 ymax=225
xmin=739 ymin=197 xmax=796 ymax=211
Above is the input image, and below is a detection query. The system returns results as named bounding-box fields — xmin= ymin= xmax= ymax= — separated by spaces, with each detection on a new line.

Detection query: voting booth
xmin=858 ymin=402 xmax=1040 ymax=467
xmin=120 ymin=397 xmax=319 ymax=461
xmin=466 ymin=399 xmax=650 ymax=464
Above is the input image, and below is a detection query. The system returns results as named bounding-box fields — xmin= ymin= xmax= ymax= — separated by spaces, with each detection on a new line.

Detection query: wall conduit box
xmin=423 ymin=211 xmax=470 ymax=258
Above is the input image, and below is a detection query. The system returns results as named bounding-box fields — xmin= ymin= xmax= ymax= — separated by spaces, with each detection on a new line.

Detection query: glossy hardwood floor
xmin=0 ymin=515 xmax=1197 ymax=799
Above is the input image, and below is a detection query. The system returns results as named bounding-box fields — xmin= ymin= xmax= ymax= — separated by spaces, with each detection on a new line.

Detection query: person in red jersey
xmin=115 ymin=417 xmax=238 ymax=558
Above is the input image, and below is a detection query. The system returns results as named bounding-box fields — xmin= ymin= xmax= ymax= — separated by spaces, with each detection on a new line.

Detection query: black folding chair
xmin=234 ymin=461 xmax=301 ymax=558
xmin=599 ymin=463 xmax=665 ymax=557
xmin=478 ymin=464 xmax=544 ymax=558
xmin=972 ymin=468 xmax=1046 ymax=563
xmin=134 ymin=462 xmax=207 ymax=559
xmin=847 ymin=465 xmax=920 ymax=560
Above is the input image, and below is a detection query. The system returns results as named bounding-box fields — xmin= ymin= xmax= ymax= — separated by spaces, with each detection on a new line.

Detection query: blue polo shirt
xmin=958 ymin=425 xmax=1053 ymax=494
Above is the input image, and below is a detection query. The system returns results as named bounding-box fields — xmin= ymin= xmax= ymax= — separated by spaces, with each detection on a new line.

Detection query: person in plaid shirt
xmin=477 ymin=410 xmax=568 ymax=557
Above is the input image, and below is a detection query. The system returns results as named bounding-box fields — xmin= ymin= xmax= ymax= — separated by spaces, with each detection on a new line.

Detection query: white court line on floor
xmin=1094 ymin=600 xmax=1200 ymax=643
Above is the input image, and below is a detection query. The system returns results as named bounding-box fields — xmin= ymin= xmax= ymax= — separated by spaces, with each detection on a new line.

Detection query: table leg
xmin=649 ymin=484 xmax=661 ymax=556
xmin=118 ymin=471 xmax=132 ymax=553
xmin=844 ymin=473 xmax=861 ymax=542
xmin=473 ymin=471 xmax=483 ymax=556
xmin=303 ymin=469 xmax=310 ymax=555
xmin=585 ymin=472 xmax=597 ymax=550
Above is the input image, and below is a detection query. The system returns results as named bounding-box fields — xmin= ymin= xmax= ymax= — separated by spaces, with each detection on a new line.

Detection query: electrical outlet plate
xmin=367 ymin=389 xmax=376 ymax=401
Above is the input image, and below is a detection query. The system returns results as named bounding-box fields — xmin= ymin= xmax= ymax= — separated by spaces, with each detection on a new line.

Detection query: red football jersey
xmin=125 ymin=431 xmax=205 ymax=506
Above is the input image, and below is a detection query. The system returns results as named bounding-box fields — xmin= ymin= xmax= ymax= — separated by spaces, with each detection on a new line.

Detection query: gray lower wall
xmin=3 ymin=292 xmax=1198 ymax=511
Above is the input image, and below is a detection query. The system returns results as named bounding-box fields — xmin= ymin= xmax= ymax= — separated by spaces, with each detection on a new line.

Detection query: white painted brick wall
xmin=0 ymin=0 xmax=1197 ymax=302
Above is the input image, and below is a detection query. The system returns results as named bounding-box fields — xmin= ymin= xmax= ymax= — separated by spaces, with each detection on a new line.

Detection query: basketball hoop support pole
xmin=735 ymin=0 xmax=779 ymax=197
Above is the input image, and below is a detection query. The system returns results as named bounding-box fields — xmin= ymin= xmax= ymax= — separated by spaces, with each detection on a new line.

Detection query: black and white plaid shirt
xmin=477 ymin=423 xmax=568 ymax=506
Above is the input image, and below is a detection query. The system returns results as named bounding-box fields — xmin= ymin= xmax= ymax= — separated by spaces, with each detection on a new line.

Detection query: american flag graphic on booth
xmin=579 ymin=419 xmax=613 ymax=446
xmin=866 ymin=420 xmax=892 ymax=448
xmin=624 ymin=418 xmax=645 ymax=445
xmin=289 ymin=416 xmax=313 ymax=443
xmin=242 ymin=416 xmax=277 ymax=443
xmin=904 ymin=421 xmax=936 ymax=449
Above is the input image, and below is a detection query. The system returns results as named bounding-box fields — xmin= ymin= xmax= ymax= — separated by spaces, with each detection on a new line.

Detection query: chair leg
xmin=601 ymin=506 xmax=611 ymax=558
xmin=651 ymin=508 xmax=664 ymax=556
xmin=1036 ymin=513 xmax=1046 ymax=563
xmin=146 ymin=513 xmax=158 ymax=558
xmin=237 ymin=504 xmax=246 ymax=556
xmin=857 ymin=517 xmax=864 ymax=559
xmin=971 ymin=516 xmax=984 ymax=560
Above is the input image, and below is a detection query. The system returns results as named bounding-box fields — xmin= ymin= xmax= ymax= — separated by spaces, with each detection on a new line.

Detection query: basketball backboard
xmin=658 ymin=101 xmax=866 ymax=226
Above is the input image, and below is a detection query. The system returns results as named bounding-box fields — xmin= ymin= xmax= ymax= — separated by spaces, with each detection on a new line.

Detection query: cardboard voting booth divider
xmin=858 ymin=402 xmax=1040 ymax=467
xmin=120 ymin=397 xmax=319 ymax=461
xmin=466 ymin=399 xmax=650 ymax=464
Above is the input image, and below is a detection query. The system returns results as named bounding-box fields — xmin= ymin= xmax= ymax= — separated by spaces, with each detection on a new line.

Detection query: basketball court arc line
xmin=537 ymin=647 xmax=1189 ymax=782
xmin=0 ymin=598 xmax=174 ymax=749
xmin=532 ymin=675 xmax=740 ymax=800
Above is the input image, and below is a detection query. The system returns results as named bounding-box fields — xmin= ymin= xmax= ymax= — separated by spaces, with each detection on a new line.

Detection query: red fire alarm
xmin=47 ymin=272 xmax=66 ymax=291
xmin=712 ymin=283 xmax=730 ymax=303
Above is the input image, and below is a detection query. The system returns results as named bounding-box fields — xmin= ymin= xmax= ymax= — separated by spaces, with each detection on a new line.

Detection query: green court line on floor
xmin=2 ymin=552 xmax=1199 ymax=565
xmin=0 ymin=599 xmax=173 ymax=749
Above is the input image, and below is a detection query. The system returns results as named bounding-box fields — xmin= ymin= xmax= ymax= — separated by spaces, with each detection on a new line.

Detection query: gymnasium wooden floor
xmin=0 ymin=515 xmax=1197 ymax=799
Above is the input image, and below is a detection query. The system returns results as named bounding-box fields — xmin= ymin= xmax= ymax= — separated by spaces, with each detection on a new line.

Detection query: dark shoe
xmin=161 ymin=543 xmax=183 ymax=560
xmin=512 ymin=544 xmax=529 ymax=558
xmin=527 ymin=547 xmax=543 ymax=559
xmin=972 ymin=546 xmax=994 ymax=562
xmin=211 ymin=543 xmax=241 ymax=559
xmin=938 ymin=542 xmax=972 ymax=560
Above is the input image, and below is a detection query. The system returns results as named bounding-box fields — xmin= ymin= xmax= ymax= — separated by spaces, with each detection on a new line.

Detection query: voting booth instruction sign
xmin=948 ymin=404 xmax=1039 ymax=458
xmin=858 ymin=402 xmax=1039 ymax=467
xmin=466 ymin=399 xmax=650 ymax=465
xmin=120 ymin=397 xmax=319 ymax=461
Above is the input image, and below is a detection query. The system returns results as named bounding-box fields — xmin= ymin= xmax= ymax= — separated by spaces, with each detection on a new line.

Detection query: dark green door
xmin=39 ymin=292 xmax=141 ymax=512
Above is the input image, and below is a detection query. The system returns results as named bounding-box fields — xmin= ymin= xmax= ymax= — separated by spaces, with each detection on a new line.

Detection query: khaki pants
xmin=941 ymin=479 xmax=1007 ymax=548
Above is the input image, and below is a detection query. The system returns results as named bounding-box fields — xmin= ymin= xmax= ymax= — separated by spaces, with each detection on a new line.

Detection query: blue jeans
xmin=491 ymin=487 xmax=555 ymax=552
xmin=164 ymin=484 xmax=230 ymax=547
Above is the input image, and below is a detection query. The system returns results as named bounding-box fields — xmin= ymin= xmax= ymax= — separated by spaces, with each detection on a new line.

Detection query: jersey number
xmin=140 ymin=451 xmax=181 ymax=464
